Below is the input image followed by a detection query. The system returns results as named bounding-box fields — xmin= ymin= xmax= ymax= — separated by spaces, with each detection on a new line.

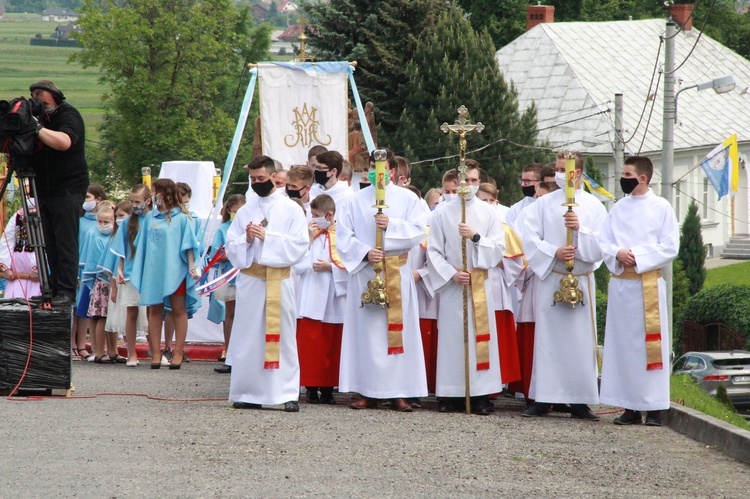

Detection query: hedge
xmin=675 ymin=284 xmax=750 ymax=351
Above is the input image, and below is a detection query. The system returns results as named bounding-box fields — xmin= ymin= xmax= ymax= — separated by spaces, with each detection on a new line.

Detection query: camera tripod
xmin=0 ymin=154 xmax=53 ymax=309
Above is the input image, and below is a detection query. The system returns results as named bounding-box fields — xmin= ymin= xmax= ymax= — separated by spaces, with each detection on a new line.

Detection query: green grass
xmin=704 ymin=260 xmax=750 ymax=289
xmin=0 ymin=15 xmax=107 ymax=143
xmin=671 ymin=374 xmax=750 ymax=431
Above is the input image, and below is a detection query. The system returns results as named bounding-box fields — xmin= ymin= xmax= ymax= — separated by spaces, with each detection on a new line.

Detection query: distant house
xmin=52 ymin=22 xmax=81 ymax=41
xmin=277 ymin=24 xmax=303 ymax=42
xmin=251 ymin=2 xmax=270 ymax=21
xmin=279 ymin=0 xmax=298 ymax=14
xmin=40 ymin=8 xmax=78 ymax=22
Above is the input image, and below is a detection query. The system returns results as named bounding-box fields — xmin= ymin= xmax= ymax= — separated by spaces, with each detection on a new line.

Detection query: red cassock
xmin=419 ymin=318 xmax=438 ymax=393
xmin=507 ymin=322 xmax=535 ymax=398
xmin=495 ymin=310 xmax=521 ymax=384
xmin=297 ymin=318 xmax=343 ymax=387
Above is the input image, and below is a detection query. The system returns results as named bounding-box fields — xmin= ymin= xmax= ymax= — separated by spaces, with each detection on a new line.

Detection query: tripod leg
xmin=18 ymin=176 xmax=54 ymax=304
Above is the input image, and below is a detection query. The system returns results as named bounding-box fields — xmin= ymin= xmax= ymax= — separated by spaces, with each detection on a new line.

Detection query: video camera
xmin=0 ymin=97 xmax=45 ymax=158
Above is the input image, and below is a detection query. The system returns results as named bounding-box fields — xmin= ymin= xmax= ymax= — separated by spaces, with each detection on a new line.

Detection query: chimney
xmin=527 ymin=4 xmax=555 ymax=31
xmin=670 ymin=3 xmax=695 ymax=30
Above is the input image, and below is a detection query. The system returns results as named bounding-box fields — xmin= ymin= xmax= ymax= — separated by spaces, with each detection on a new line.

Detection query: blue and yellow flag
xmin=700 ymin=134 xmax=738 ymax=200
xmin=582 ymin=172 xmax=614 ymax=202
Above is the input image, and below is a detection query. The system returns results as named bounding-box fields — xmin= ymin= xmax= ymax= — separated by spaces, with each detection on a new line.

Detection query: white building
xmin=496 ymin=14 xmax=750 ymax=256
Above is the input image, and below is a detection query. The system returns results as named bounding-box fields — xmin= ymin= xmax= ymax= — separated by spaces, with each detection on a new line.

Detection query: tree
xmin=455 ymin=0 xmax=528 ymax=51
xmin=73 ymin=0 xmax=271 ymax=184
xmin=678 ymin=200 xmax=707 ymax=295
xmin=301 ymin=0 xmax=444 ymax=135
xmin=392 ymin=5 xmax=543 ymax=201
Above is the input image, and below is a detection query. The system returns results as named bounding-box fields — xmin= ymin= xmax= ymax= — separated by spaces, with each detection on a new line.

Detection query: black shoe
xmin=214 ymin=364 xmax=232 ymax=374
xmin=168 ymin=362 xmax=182 ymax=370
xmin=438 ymin=398 xmax=461 ymax=413
xmin=319 ymin=388 xmax=336 ymax=405
xmin=570 ymin=405 xmax=601 ymax=421
xmin=521 ymin=402 xmax=551 ymax=417
xmin=51 ymin=293 xmax=73 ymax=307
xmin=551 ymin=403 xmax=571 ymax=413
xmin=232 ymin=402 xmax=261 ymax=409
xmin=284 ymin=401 xmax=300 ymax=412
xmin=614 ymin=409 xmax=643 ymax=426
xmin=645 ymin=411 xmax=663 ymax=426
xmin=306 ymin=388 xmax=320 ymax=404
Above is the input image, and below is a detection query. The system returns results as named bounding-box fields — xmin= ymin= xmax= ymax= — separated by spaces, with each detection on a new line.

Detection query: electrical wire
xmin=663 ymin=0 xmax=702 ymax=39
xmin=624 ymin=37 xmax=664 ymax=144
xmin=636 ymin=71 xmax=663 ymax=155
xmin=673 ymin=183 xmax=747 ymax=226
xmin=668 ymin=0 xmax=719 ymax=75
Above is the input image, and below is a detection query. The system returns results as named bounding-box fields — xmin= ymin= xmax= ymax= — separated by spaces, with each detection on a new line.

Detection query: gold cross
xmin=441 ymin=106 xmax=484 ymax=188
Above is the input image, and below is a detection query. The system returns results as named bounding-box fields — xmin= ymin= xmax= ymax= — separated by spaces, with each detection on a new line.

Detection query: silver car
xmin=672 ymin=351 xmax=750 ymax=407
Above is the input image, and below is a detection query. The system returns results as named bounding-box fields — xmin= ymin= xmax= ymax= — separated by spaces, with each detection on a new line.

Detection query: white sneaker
xmin=160 ymin=356 xmax=170 ymax=366
xmin=126 ymin=359 xmax=139 ymax=367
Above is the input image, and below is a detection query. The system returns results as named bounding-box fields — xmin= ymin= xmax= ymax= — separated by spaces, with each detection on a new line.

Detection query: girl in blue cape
xmin=130 ymin=179 xmax=200 ymax=369
xmin=80 ymin=200 xmax=116 ymax=363
xmin=111 ymin=184 xmax=152 ymax=367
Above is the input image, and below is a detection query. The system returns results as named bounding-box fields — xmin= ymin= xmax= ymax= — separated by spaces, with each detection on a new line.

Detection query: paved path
xmin=1 ymin=362 xmax=748 ymax=497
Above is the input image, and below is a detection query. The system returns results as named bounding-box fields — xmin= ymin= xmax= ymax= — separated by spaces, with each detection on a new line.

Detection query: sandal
xmin=77 ymin=348 xmax=91 ymax=361
xmin=93 ymin=354 xmax=113 ymax=364
xmin=111 ymin=354 xmax=128 ymax=364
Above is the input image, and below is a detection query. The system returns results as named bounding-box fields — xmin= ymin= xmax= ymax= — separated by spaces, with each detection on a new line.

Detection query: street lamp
xmin=674 ymin=75 xmax=735 ymax=123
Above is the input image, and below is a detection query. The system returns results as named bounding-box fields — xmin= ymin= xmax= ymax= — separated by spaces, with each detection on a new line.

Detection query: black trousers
xmin=39 ymin=188 xmax=86 ymax=299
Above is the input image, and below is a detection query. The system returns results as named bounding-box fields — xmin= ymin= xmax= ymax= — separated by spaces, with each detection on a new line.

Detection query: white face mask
xmin=555 ymin=171 xmax=567 ymax=190
xmin=98 ymin=224 xmax=113 ymax=235
xmin=312 ymin=216 xmax=331 ymax=230
xmin=116 ymin=219 xmax=124 ymax=227
xmin=83 ymin=200 xmax=97 ymax=212
xmin=442 ymin=193 xmax=455 ymax=202
xmin=467 ymin=185 xmax=479 ymax=199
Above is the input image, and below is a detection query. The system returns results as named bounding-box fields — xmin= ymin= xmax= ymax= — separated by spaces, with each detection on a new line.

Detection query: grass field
xmin=0 ymin=14 xmax=106 ymax=143
xmin=705 ymin=260 xmax=750 ymax=289
xmin=671 ymin=374 xmax=750 ymax=431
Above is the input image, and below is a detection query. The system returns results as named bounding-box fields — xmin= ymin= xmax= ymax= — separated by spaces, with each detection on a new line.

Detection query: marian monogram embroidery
xmin=284 ymin=103 xmax=332 ymax=148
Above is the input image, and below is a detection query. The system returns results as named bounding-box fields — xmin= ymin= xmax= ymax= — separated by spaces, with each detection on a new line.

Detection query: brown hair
xmin=287 ymin=165 xmax=313 ymax=185
xmin=478 ymin=182 xmax=498 ymax=200
xmin=442 ymin=168 xmax=459 ymax=184
xmin=625 ymin=156 xmax=654 ymax=183
xmin=87 ymin=183 xmax=107 ymax=201
xmin=127 ymin=184 xmax=150 ymax=258
xmin=221 ymin=194 xmax=246 ymax=223
xmin=522 ymin=163 xmax=543 ymax=177
xmin=540 ymin=164 xmax=557 ymax=181
xmin=394 ymin=156 xmax=411 ymax=180
xmin=248 ymin=155 xmax=276 ymax=176
xmin=308 ymin=145 xmax=328 ymax=160
xmin=403 ymin=184 xmax=421 ymax=199
xmin=114 ymin=200 xmax=132 ymax=239
xmin=152 ymin=178 xmax=181 ymax=221
xmin=316 ymin=150 xmax=344 ymax=175
xmin=176 ymin=182 xmax=192 ymax=202
xmin=310 ymin=193 xmax=336 ymax=214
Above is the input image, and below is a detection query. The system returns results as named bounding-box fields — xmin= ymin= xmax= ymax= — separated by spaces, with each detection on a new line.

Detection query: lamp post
xmin=662 ymin=18 xmax=735 ymax=357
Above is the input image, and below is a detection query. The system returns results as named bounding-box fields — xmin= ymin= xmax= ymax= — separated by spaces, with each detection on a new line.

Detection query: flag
xmin=723 ymin=133 xmax=740 ymax=194
xmin=699 ymin=136 xmax=736 ymax=200
xmin=581 ymin=172 xmax=614 ymax=202
xmin=258 ymin=62 xmax=349 ymax=168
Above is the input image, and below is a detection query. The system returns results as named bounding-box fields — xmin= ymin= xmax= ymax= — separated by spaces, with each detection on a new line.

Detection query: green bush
xmin=595 ymin=288 xmax=607 ymax=345
xmin=672 ymin=258 xmax=691 ymax=332
xmin=675 ymin=284 xmax=750 ymax=353
xmin=29 ymin=38 xmax=79 ymax=47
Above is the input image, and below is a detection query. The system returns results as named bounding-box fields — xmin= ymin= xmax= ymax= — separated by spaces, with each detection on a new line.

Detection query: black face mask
xmin=522 ymin=185 xmax=536 ymax=198
xmin=359 ymin=182 xmax=370 ymax=190
xmin=286 ymin=185 xmax=305 ymax=199
xmin=620 ymin=177 xmax=639 ymax=195
xmin=251 ymin=178 xmax=275 ymax=197
xmin=314 ymin=169 xmax=331 ymax=186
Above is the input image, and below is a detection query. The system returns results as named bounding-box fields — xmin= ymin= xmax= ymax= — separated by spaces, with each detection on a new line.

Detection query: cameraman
xmin=28 ymin=80 xmax=89 ymax=306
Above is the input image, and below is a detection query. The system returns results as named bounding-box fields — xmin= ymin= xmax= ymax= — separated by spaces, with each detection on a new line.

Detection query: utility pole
xmin=614 ymin=93 xmax=624 ymax=198
xmin=661 ymin=20 xmax=676 ymax=356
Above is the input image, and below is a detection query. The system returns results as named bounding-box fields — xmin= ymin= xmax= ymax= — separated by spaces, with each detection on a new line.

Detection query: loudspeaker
xmin=0 ymin=301 xmax=72 ymax=391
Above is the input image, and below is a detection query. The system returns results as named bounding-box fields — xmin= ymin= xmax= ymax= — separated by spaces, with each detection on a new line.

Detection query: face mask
xmin=312 ymin=216 xmax=331 ymax=230
xmin=151 ymin=195 xmax=164 ymax=209
xmin=229 ymin=212 xmax=237 ymax=222
xmin=442 ymin=193 xmax=455 ymax=202
xmin=429 ymin=205 xmax=436 ymax=211
xmin=359 ymin=182 xmax=370 ymax=190
xmin=620 ymin=177 xmax=640 ymax=195
xmin=314 ymin=169 xmax=331 ymax=186
xmin=251 ymin=178 xmax=275 ymax=197
xmin=116 ymin=219 xmax=124 ymax=227
xmin=367 ymin=169 xmax=389 ymax=186
xmin=555 ymin=171 xmax=567 ymax=190
xmin=82 ymin=200 xmax=96 ymax=212
xmin=98 ymin=224 xmax=113 ymax=235
xmin=522 ymin=185 xmax=537 ymax=198
xmin=286 ymin=186 xmax=305 ymax=199
xmin=184 ymin=202 xmax=191 ymax=210
xmin=132 ymin=204 xmax=146 ymax=215
xmin=467 ymin=185 xmax=479 ymax=199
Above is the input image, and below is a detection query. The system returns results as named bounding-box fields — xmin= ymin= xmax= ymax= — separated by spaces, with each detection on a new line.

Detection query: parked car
xmin=672 ymin=351 xmax=750 ymax=407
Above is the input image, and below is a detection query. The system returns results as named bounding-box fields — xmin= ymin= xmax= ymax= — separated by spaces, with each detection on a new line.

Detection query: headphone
xmin=29 ymin=82 xmax=66 ymax=105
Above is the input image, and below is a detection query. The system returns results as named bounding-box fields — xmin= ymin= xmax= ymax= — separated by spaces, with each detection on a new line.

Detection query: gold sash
xmin=240 ymin=263 xmax=291 ymax=369
xmin=312 ymin=222 xmax=345 ymax=270
xmin=384 ymin=253 xmax=409 ymax=355
xmin=611 ymin=267 xmax=664 ymax=371
xmin=469 ymin=268 xmax=491 ymax=370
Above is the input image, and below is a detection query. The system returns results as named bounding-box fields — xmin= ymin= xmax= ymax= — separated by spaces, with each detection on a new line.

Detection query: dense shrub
xmin=675 ymin=284 xmax=750 ymax=352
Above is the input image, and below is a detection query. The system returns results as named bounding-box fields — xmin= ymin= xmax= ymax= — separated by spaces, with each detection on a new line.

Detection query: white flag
xmin=259 ymin=62 xmax=349 ymax=168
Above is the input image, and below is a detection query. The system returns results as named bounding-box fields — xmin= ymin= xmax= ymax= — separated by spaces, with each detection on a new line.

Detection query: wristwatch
xmin=471 ymin=233 xmax=481 ymax=243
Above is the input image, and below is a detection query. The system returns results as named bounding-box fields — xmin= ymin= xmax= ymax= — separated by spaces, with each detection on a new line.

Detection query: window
xmin=674 ymin=180 xmax=682 ymax=220
xmin=702 ymin=178 xmax=709 ymax=220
